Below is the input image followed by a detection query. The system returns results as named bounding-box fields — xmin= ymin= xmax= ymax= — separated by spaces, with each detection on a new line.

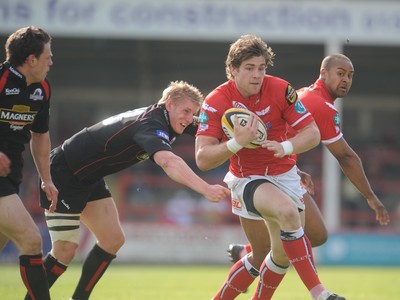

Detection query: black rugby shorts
xmin=0 ymin=151 xmax=23 ymax=197
xmin=39 ymin=147 xmax=111 ymax=214
xmin=0 ymin=176 xmax=20 ymax=197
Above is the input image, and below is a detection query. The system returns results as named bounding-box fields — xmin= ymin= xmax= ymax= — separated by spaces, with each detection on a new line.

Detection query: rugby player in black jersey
xmin=30 ymin=80 xmax=230 ymax=300
xmin=0 ymin=26 xmax=58 ymax=300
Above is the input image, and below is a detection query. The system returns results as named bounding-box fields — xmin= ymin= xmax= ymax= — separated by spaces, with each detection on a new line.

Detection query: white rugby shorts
xmin=223 ymin=166 xmax=306 ymax=220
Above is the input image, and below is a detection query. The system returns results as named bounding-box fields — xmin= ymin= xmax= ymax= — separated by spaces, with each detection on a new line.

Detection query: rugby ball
xmin=221 ymin=108 xmax=267 ymax=149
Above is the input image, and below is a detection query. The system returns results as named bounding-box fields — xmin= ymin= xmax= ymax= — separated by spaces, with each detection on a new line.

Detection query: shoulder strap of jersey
xmin=0 ymin=69 xmax=10 ymax=94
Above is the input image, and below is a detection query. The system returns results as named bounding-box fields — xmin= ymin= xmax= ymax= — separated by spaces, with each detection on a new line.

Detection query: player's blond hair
xmin=158 ymin=80 xmax=204 ymax=107
xmin=225 ymin=34 xmax=275 ymax=80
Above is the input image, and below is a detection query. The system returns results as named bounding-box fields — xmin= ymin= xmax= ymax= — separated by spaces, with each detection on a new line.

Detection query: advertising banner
xmin=1 ymin=0 xmax=400 ymax=44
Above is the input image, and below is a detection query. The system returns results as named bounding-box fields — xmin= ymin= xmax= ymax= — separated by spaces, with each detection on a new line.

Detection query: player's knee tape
xmin=45 ymin=211 xmax=81 ymax=244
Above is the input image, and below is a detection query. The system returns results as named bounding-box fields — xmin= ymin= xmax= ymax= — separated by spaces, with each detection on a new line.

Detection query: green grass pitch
xmin=1 ymin=263 xmax=398 ymax=299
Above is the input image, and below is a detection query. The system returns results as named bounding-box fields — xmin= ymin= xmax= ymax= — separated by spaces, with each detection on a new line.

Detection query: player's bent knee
xmin=19 ymin=232 xmax=43 ymax=254
xmin=52 ymin=240 xmax=79 ymax=264
xmin=278 ymin=205 xmax=301 ymax=227
xmin=102 ymin=232 xmax=125 ymax=253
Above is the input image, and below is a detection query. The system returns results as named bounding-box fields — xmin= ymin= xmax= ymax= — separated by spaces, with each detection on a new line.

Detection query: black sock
xmin=24 ymin=252 xmax=68 ymax=300
xmin=19 ymin=254 xmax=50 ymax=300
xmin=72 ymin=244 xmax=116 ymax=300
xmin=44 ymin=252 xmax=68 ymax=287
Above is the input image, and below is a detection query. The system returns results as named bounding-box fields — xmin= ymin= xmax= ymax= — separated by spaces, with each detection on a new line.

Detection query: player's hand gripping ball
xmin=221 ymin=108 xmax=267 ymax=149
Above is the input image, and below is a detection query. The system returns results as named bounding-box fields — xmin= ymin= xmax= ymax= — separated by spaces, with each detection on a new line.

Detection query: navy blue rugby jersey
xmin=0 ymin=62 xmax=50 ymax=154
xmin=62 ymin=103 xmax=197 ymax=184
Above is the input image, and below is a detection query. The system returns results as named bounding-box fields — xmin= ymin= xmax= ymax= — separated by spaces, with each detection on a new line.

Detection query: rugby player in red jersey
xmin=227 ymin=53 xmax=390 ymax=265
xmin=196 ymin=35 xmax=347 ymax=300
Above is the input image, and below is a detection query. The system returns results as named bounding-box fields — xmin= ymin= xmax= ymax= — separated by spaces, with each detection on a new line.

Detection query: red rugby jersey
xmin=197 ymin=75 xmax=314 ymax=177
xmin=297 ymin=79 xmax=343 ymax=145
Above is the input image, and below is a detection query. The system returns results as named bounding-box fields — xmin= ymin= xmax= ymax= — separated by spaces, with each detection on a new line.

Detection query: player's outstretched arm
xmin=326 ymin=137 xmax=390 ymax=225
xmin=154 ymin=150 xmax=230 ymax=202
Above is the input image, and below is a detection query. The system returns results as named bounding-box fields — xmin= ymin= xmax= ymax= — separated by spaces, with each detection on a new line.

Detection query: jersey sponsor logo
xmin=280 ymin=231 xmax=298 ymax=241
xmin=199 ymin=123 xmax=208 ymax=131
xmin=201 ymin=103 xmax=217 ymax=113
xmin=198 ymin=111 xmax=209 ymax=123
xmin=294 ymin=99 xmax=307 ymax=114
xmin=8 ymin=66 xmax=23 ymax=79
xmin=0 ymin=105 xmax=37 ymax=130
xmin=232 ymin=101 xmax=248 ymax=110
xmin=286 ymin=84 xmax=298 ymax=105
xmin=30 ymin=88 xmax=44 ymax=101
xmin=10 ymin=124 xmax=23 ymax=130
xmin=231 ymin=199 xmax=242 ymax=210
xmin=255 ymin=106 xmax=270 ymax=116
xmin=333 ymin=112 xmax=341 ymax=125
xmin=136 ymin=151 xmax=149 ymax=161
xmin=289 ymin=254 xmax=311 ymax=264
xmin=156 ymin=130 xmax=169 ymax=141
xmin=61 ymin=200 xmax=71 ymax=210
xmin=5 ymin=88 xmax=20 ymax=95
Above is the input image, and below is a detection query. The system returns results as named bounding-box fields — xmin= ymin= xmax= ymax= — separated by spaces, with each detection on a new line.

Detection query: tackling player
xmin=25 ymin=80 xmax=230 ymax=300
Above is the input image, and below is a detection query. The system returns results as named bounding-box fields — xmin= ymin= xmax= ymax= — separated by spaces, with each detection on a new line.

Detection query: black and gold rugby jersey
xmin=61 ymin=103 xmax=197 ymax=184
xmin=0 ymin=62 xmax=50 ymax=155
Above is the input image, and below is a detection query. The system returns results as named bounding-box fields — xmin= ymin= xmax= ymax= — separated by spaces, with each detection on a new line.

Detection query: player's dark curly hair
xmin=225 ymin=34 xmax=275 ymax=80
xmin=5 ymin=26 xmax=52 ymax=67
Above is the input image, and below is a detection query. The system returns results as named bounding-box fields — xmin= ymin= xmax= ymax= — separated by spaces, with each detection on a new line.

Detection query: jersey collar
xmin=3 ymin=62 xmax=27 ymax=88
xmin=313 ymin=79 xmax=334 ymax=103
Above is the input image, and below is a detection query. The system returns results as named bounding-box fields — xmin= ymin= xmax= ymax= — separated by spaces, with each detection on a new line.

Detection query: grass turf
xmin=1 ymin=263 xmax=399 ymax=299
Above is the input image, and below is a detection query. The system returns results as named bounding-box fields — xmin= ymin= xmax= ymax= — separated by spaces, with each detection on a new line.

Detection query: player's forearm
xmin=161 ymin=155 xmax=210 ymax=195
xmin=195 ymin=134 xmax=235 ymax=171
xmin=290 ymin=122 xmax=320 ymax=154
xmin=195 ymin=142 xmax=232 ymax=171
xmin=339 ymin=156 xmax=375 ymax=199
xmin=30 ymin=132 xmax=52 ymax=181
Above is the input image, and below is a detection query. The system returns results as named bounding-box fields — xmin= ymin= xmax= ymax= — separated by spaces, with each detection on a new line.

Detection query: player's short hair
xmin=321 ymin=53 xmax=352 ymax=71
xmin=5 ymin=26 xmax=52 ymax=67
xmin=225 ymin=34 xmax=275 ymax=80
xmin=158 ymin=80 xmax=204 ymax=107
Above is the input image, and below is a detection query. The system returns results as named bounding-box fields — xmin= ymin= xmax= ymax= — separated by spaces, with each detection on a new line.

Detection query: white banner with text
xmin=1 ymin=0 xmax=400 ymax=44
